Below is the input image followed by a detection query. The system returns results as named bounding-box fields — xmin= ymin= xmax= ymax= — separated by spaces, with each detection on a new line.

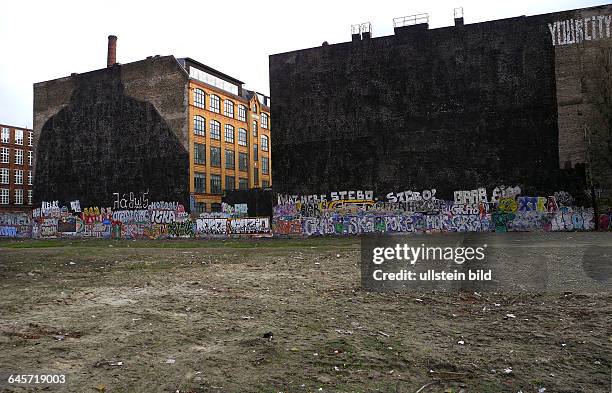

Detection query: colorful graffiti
xmin=0 ymin=194 xmax=271 ymax=239
xmin=273 ymin=188 xmax=602 ymax=236
xmin=1 ymin=188 xmax=609 ymax=239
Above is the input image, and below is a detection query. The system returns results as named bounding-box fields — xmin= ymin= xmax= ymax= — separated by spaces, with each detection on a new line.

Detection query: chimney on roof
xmin=107 ymin=35 xmax=117 ymax=67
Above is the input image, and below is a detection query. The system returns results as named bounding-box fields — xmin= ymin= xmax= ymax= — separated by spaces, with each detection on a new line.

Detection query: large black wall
xmin=33 ymin=66 xmax=190 ymax=208
xmin=270 ymin=13 xmax=586 ymax=200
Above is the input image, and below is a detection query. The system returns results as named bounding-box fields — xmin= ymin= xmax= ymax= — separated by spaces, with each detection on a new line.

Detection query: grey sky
xmin=0 ymin=0 xmax=608 ymax=128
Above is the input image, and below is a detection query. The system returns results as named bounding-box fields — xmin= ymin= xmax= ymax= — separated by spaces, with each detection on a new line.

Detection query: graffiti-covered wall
xmin=0 ymin=197 xmax=271 ymax=239
xmin=273 ymin=187 xmax=610 ymax=236
xmin=33 ymin=56 xmax=191 ymax=209
xmin=269 ymin=4 xmax=612 ymax=210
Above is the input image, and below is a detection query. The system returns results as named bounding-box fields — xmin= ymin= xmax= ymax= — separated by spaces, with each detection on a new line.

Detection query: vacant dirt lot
xmin=0 ymin=233 xmax=610 ymax=393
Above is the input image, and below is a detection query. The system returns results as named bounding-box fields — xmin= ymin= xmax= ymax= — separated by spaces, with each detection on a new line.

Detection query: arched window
xmin=210 ymin=120 xmax=221 ymax=140
xmin=238 ymin=128 xmax=248 ymax=146
xmin=210 ymin=95 xmax=220 ymax=113
xmin=194 ymin=89 xmax=205 ymax=108
xmin=261 ymin=135 xmax=269 ymax=151
xmin=261 ymin=113 xmax=269 ymax=129
xmin=224 ymin=124 xmax=235 ymax=143
xmin=238 ymin=105 xmax=247 ymax=122
xmin=223 ymin=100 xmax=234 ymax=118
xmin=194 ymin=116 xmax=206 ymax=136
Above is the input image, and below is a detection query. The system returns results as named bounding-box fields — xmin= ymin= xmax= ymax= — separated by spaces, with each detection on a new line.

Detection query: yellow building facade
xmin=182 ymin=58 xmax=271 ymax=213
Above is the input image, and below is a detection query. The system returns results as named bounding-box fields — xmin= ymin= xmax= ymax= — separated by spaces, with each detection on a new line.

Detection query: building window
xmin=254 ymin=167 xmax=259 ymax=187
xmin=262 ymin=180 xmax=270 ymax=188
xmin=194 ymin=172 xmax=206 ymax=193
xmin=196 ymin=202 xmax=206 ymax=213
xmin=0 ymin=168 xmax=8 ymax=184
xmin=223 ymin=100 xmax=234 ymax=118
xmin=15 ymin=169 xmax=23 ymax=185
xmin=0 ymin=147 xmax=8 ymax=163
xmin=15 ymin=129 xmax=23 ymax=145
xmin=210 ymin=146 xmax=221 ymax=167
xmin=239 ymin=178 xmax=248 ymax=190
xmin=238 ymin=105 xmax=247 ymax=122
xmin=28 ymin=171 xmax=33 ymax=186
xmin=194 ymin=143 xmax=206 ymax=165
xmin=252 ymin=120 xmax=258 ymax=136
xmin=253 ymin=143 xmax=258 ymax=161
xmin=210 ymin=174 xmax=222 ymax=194
xmin=28 ymin=131 xmax=33 ymax=147
xmin=262 ymin=156 xmax=269 ymax=174
xmin=210 ymin=95 xmax=220 ymax=113
xmin=224 ymin=124 xmax=235 ymax=143
xmin=0 ymin=189 xmax=9 ymax=204
xmin=261 ymin=135 xmax=269 ymax=151
xmin=15 ymin=149 xmax=23 ymax=165
xmin=194 ymin=116 xmax=206 ymax=136
xmin=238 ymin=152 xmax=248 ymax=171
xmin=194 ymin=88 xmax=206 ymax=108
xmin=28 ymin=190 xmax=33 ymax=205
xmin=225 ymin=149 xmax=235 ymax=169
xmin=210 ymin=120 xmax=221 ymax=140
xmin=1 ymin=128 xmax=9 ymax=144
xmin=252 ymin=104 xmax=257 ymax=113
xmin=261 ymin=113 xmax=269 ymax=129
xmin=28 ymin=151 xmax=33 ymax=166
xmin=14 ymin=189 xmax=23 ymax=205
xmin=238 ymin=128 xmax=248 ymax=146
xmin=225 ymin=175 xmax=235 ymax=191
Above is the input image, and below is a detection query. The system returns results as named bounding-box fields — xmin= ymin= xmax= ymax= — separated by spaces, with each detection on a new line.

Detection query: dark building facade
xmin=33 ymin=54 xmax=190 ymax=208
xmin=270 ymin=5 xmax=612 ymax=209
xmin=33 ymin=38 xmax=272 ymax=212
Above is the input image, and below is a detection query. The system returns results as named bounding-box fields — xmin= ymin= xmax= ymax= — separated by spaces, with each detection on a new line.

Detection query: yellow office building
xmin=180 ymin=58 xmax=271 ymax=213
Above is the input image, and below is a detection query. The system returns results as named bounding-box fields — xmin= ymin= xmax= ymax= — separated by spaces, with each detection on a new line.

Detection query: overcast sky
xmin=0 ymin=0 xmax=608 ymax=128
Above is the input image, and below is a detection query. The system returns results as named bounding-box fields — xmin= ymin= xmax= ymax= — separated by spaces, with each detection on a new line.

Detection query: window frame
xmin=210 ymin=146 xmax=221 ymax=167
xmin=210 ymin=95 xmax=220 ymax=113
xmin=194 ymin=88 xmax=206 ymax=109
xmin=194 ymin=142 xmax=206 ymax=165
xmin=0 ymin=188 xmax=9 ymax=204
xmin=238 ymin=128 xmax=248 ymax=146
xmin=194 ymin=172 xmax=206 ymax=194
xmin=261 ymin=135 xmax=269 ymax=151
xmin=210 ymin=120 xmax=221 ymax=140
xmin=223 ymin=99 xmax=234 ymax=118
xmin=238 ymin=105 xmax=247 ymax=122
xmin=238 ymin=152 xmax=248 ymax=171
xmin=225 ymin=149 xmax=235 ymax=169
xmin=210 ymin=174 xmax=222 ymax=194
xmin=261 ymin=113 xmax=269 ymax=129
xmin=224 ymin=124 xmax=235 ymax=144
xmin=194 ymin=115 xmax=206 ymax=136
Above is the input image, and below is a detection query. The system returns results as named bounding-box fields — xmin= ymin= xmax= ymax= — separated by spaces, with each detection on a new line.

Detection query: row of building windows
xmin=1 ymin=128 xmax=33 ymax=146
xmin=193 ymin=174 xmax=269 ymax=195
xmin=192 ymin=89 xmax=270 ymax=127
xmin=193 ymin=144 xmax=269 ymax=174
xmin=0 ymin=147 xmax=33 ymax=165
xmin=0 ymin=188 xmax=32 ymax=205
xmin=194 ymin=173 xmax=248 ymax=194
xmin=193 ymin=116 xmax=269 ymax=149
xmin=0 ymin=168 xmax=33 ymax=185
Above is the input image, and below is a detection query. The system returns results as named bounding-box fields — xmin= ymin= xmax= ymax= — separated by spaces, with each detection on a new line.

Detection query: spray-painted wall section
xmin=0 ymin=198 xmax=270 ymax=239
xmin=273 ymin=188 xmax=609 ymax=236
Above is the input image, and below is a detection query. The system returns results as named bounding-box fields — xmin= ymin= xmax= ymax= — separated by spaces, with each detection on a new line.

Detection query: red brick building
xmin=0 ymin=124 xmax=34 ymax=211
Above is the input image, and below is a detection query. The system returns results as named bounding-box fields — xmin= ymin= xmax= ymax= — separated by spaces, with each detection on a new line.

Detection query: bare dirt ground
xmin=0 ymin=233 xmax=610 ymax=393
